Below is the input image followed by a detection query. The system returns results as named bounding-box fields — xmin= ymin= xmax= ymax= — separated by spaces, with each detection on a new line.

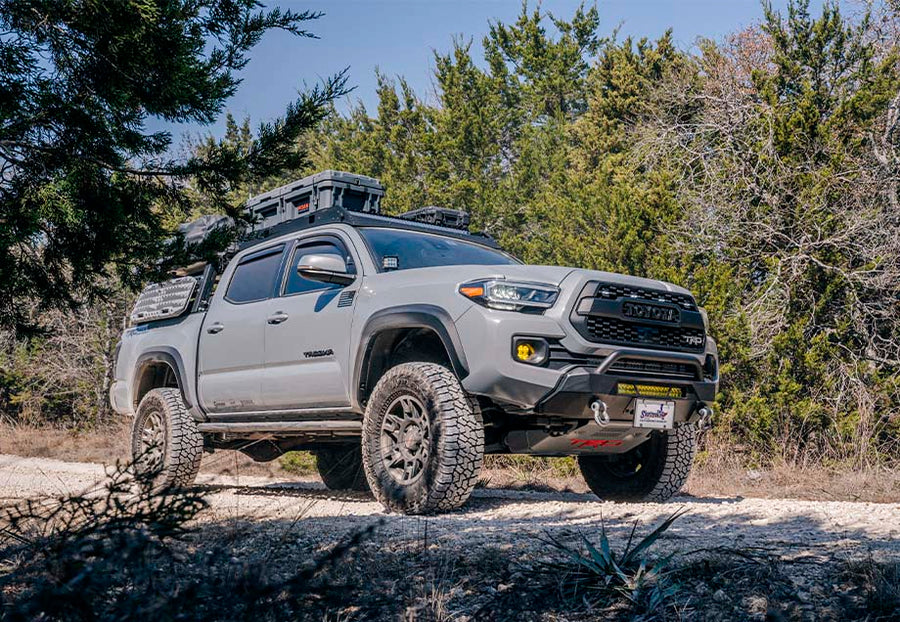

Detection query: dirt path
xmin=2 ymin=453 xmax=897 ymax=568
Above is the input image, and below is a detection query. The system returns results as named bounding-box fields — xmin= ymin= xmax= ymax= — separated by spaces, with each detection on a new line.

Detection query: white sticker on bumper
xmin=634 ymin=399 xmax=675 ymax=429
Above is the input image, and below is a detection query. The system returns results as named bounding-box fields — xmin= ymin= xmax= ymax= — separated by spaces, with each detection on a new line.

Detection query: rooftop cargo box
xmin=245 ymin=170 xmax=384 ymax=231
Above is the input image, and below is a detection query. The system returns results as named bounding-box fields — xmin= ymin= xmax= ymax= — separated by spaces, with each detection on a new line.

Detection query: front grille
xmin=594 ymin=283 xmax=697 ymax=311
xmin=584 ymin=316 xmax=705 ymax=353
xmin=609 ymin=358 xmax=699 ymax=380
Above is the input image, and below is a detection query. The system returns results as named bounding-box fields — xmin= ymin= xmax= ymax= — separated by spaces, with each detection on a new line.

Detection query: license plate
xmin=634 ymin=399 xmax=675 ymax=429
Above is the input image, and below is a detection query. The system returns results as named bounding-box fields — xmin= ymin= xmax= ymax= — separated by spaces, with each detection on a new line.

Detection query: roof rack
xmin=399 ymin=206 xmax=470 ymax=230
xmin=239 ymin=204 xmax=499 ymax=250
xmin=238 ymin=170 xmax=495 ymax=248
xmin=173 ymin=170 xmax=495 ymax=256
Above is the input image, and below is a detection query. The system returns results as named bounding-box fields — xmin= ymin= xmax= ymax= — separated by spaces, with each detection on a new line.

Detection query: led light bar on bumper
xmin=459 ymin=279 xmax=559 ymax=313
xmin=617 ymin=382 xmax=684 ymax=399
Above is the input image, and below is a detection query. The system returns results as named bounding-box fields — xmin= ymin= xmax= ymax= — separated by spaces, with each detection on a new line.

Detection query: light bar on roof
xmin=130 ymin=276 xmax=198 ymax=324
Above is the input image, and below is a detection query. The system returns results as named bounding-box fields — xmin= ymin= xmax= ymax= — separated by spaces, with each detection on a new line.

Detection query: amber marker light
xmin=459 ymin=285 xmax=485 ymax=298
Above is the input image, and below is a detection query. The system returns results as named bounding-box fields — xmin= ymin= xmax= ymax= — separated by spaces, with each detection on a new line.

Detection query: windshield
xmin=360 ymin=227 xmax=519 ymax=271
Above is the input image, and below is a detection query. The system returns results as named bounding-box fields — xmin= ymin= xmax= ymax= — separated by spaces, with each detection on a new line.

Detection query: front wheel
xmin=578 ymin=424 xmax=697 ymax=502
xmin=131 ymin=388 xmax=203 ymax=488
xmin=362 ymin=363 xmax=483 ymax=514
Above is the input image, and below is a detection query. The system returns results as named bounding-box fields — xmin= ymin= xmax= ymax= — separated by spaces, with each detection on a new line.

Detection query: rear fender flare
xmin=132 ymin=348 xmax=197 ymax=414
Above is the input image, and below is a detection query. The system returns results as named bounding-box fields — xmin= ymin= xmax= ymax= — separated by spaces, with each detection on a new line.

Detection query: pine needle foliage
xmin=0 ymin=0 xmax=347 ymax=334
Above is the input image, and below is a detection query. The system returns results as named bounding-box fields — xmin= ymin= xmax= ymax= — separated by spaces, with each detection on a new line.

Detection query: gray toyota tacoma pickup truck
xmin=110 ymin=170 xmax=718 ymax=514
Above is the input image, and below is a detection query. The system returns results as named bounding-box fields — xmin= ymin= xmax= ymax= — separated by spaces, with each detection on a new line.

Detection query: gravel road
xmin=2 ymin=453 xmax=897 ymax=569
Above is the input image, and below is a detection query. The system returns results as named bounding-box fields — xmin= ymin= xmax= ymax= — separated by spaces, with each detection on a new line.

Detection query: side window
xmin=225 ymin=245 xmax=284 ymax=303
xmin=283 ymin=239 xmax=356 ymax=296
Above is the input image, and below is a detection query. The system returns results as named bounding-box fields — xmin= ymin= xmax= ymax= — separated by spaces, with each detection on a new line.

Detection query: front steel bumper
xmin=536 ymin=349 xmax=716 ymax=423
xmin=455 ymin=304 xmax=718 ymax=418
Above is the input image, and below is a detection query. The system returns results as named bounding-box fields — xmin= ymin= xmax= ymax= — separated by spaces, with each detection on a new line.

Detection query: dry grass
xmin=0 ymin=419 xmax=130 ymax=464
xmin=2 ymin=423 xmax=899 ymax=503
xmin=0 ymin=421 xmax=304 ymax=479
xmin=687 ymin=438 xmax=900 ymax=504
xmin=686 ymin=459 xmax=900 ymax=504
xmin=840 ymin=558 xmax=900 ymax=619
xmin=479 ymin=455 xmax=587 ymax=493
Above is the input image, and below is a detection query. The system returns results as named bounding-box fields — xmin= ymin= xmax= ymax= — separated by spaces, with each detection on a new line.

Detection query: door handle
xmin=267 ymin=312 xmax=289 ymax=325
xmin=206 ymin=322 xmax=224 ymax=334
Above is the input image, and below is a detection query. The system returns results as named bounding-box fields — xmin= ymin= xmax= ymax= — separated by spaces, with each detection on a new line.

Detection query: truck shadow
xmin=196 ymin=480 xmax=743 ymax=507
xmin=6 ymin=466 xmax=897 ymax=622
xmin=198 ymin=481 xmax=371 ymax=503
xmin=187 ymin=481 xmax=900 ymax=579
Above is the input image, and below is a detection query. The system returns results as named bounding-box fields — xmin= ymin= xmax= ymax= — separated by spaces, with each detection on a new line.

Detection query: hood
xmin=366 ymin=263 xmax=691 ymax=296
xmin=463 ymin=264 xmax=577 ymax=285
xmin=562 ymin=267 xmax=693 ymax=295
xmin=364 ymin=264 xmax=574 ymax=288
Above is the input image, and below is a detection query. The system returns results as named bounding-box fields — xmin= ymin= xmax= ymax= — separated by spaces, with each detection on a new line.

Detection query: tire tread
xmin=362 ymin=363 xmax=483 ymax=514
xmin=579 ymin=424 xmax=697 ymax=502
xmin=132 ymin=388 xmax=203 ymax=488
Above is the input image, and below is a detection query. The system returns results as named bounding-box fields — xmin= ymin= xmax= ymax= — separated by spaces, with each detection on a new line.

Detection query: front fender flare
xmin=353 ymin=304 xmax=469 ymax=407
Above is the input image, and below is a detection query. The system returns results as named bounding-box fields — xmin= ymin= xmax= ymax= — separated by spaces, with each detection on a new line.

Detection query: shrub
xmin=540 ymin=510 xmax=685 ymax=616
xmin=279 ymin=451 xmax=318 ymax=475
xmin=0 ymin=462 xmax=378 ymax=621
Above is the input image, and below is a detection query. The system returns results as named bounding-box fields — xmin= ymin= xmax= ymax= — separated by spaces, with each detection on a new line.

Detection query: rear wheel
xmin=578 ymin=424 xmax=697 ymax=502
xmin=131 ymin=388 xmax=203 ymax=488
xmin=362 ymin=362 xmax=483 ymax=514
xmin=314 ymin=445 xmax=369 ymax=491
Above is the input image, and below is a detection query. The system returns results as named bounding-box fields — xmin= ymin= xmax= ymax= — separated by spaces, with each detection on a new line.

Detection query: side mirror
xmin=297 ymin=253 xmax=355 ymax=286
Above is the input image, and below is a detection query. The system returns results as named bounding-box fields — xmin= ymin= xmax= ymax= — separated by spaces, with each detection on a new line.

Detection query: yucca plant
xmin=542 ymin=510 xmax=686 ymax=615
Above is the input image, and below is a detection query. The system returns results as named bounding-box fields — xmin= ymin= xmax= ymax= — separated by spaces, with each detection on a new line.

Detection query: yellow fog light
xmin=512 ymin=337 xmax=549 ymax=365
xmin=516 ymin=343 xmax=536 ymax=361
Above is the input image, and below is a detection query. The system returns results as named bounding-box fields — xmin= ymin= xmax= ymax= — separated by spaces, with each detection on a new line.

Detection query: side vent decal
xmin=338 ymin=290 xmax=356 ymax=308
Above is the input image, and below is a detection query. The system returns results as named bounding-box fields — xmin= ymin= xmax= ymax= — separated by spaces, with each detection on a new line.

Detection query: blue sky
xmin=165 ymin=0 xmax=834 ymax=147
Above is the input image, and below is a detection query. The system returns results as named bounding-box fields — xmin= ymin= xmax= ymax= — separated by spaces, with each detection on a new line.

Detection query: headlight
xmin=458 ymin=279 xmax=559 ymax=313
xmin=699 ymin=307 xmax=709 ymax=331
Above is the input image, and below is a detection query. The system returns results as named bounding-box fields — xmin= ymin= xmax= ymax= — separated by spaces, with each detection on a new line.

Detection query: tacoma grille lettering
xmin=622 ymin=301 xmax=680 ymax=323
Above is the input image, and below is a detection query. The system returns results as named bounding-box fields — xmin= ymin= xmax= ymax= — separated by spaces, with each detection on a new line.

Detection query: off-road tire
xmin=131 ymin=388 xmax=203 ymax=489
xmin=362 ymin=362 xmax=483 ymax=514
xmin=578 ymin=424 xmax=697 ymax=502
xmin=315 ymin=445 xmax=370 ymax=491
